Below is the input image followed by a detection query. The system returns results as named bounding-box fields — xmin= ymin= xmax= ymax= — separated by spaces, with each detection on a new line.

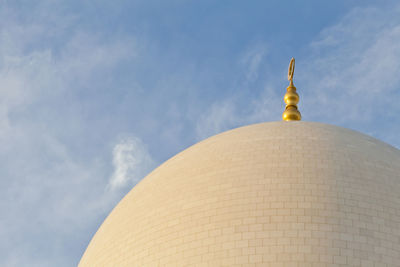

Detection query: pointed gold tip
xmin=282 ymin=58 xmax=301 ymax=121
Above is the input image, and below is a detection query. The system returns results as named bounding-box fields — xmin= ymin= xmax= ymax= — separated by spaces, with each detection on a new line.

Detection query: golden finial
xmin=282 ymin=57 xmax=301 ymax=121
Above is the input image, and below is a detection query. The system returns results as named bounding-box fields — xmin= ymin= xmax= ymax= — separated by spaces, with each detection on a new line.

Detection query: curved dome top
xmin=79 ymin=122 xmax=400 ymax=266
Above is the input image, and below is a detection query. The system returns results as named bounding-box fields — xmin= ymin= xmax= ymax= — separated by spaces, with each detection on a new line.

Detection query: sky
xmin=1 ymin=0 xmax=400 ymax=266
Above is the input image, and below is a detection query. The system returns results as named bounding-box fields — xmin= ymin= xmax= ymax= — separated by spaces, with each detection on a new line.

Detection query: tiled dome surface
xmin=79 ymin=122 xmax=400 ymax=266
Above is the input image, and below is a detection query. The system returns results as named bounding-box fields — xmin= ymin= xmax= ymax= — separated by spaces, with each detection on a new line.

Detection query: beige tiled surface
xmin=79 ymin=122 xmax=400 ymax=266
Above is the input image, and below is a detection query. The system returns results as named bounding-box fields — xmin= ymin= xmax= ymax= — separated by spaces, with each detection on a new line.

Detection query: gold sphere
xmin=284 ymin=88 xmax=299 ymax=106
xmin=282 ymin=106 xmax=301 ymax=121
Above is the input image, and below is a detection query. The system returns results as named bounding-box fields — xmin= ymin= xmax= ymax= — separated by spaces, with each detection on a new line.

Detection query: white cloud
xmin=240 ymin=44 xmax=267 ymax=83
xmin=196 ymin=100 xmax=237 ymax=140
xmin=195 ymin=44 xmax=278 ymax=141
xmin=108 ymin=136 xmax=154 ymax=190
xmin=195 ymin=85 xmax=281 ymax=141
xmin=0 ymin=2 xmax=142 ymax=267
xmin=301 ymin=5 xmax=400 ymax=124
xmin=196 ymin=3 xmax=400 ymax=149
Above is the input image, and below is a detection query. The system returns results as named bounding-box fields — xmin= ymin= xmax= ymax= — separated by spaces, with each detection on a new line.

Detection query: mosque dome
xmin=79 ymin=121 xmax=400 ymax=266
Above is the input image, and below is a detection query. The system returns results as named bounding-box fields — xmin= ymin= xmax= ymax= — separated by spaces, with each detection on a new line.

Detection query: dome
xmin=79 ymin=121 xmax=400 ymax=266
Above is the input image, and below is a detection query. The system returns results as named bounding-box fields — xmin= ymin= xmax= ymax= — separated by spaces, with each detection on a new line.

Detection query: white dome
xmin=80 ymin=122 xmax=400 ymax=266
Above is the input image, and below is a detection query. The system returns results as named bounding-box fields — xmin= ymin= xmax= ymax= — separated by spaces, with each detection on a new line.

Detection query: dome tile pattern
xmin=79 ymin=122 xmax=400 ymax=266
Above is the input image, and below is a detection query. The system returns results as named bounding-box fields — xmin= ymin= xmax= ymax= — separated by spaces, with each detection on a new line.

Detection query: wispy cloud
xmin=303 ymin=6 xmax=400 ymax=111
xmin=196 ymin=4 xmax=400 ymax=148
xmin=240 ymin=44 xmax=267 ymax=83
xmin=196 ymin=100 xmax=237 ymax=140
xmin=195 ymin=44 xmax=280 ymax=140
xmin=195 ymin=85 xmax=281 ymax=141
xmin=0 ymin=2 xmax=141 ymax=267
xmin=300 ymin=4 xmax=400 ymax=147
xmin=108 ymin=136 xmax=154 ymax=190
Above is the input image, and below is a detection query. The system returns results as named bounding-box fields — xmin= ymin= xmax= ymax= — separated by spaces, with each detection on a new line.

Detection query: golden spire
xmin=282 ymin=57 xmax=301 ymax=121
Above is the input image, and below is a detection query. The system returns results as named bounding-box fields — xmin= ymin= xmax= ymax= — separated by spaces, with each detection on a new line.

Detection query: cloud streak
xmin=300 ymin=4 xmax=400 ymax=147
xmin=0 ymin=2 xmax=144 ymax=266
xmin=196 ymin=4 xmax=400 ymax=148
xmin=108 ymin=136 xmax=154 ymax=190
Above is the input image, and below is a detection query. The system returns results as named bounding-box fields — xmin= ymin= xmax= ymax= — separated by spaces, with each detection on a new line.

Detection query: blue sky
xmin=1 ymin=0 xmax=400 ymax=266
